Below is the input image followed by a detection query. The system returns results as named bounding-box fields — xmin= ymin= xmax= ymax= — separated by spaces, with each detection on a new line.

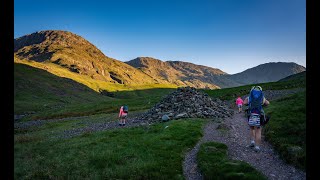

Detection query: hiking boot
xmin=254 ymin=146 xmax=261 ymax=152
xmin=249 ymin=141 xmax=255 ymax=148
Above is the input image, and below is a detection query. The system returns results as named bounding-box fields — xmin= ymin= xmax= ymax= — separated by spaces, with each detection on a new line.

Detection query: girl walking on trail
xmin=118 ymin=105 xmax=128 ymax=126
xmin=243 ymin=86 xmax=270 ymax=152
xmin=236 ymin=96 xmax=244 ymax=113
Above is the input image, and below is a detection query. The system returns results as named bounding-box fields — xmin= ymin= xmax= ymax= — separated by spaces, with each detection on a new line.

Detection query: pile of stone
xmin=133 ymin=86 xmax=233 ymax=123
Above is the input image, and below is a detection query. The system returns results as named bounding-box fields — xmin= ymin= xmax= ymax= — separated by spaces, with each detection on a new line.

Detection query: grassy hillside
xmin=263 ymin=91 xmax=306 ymax=170
xmin=14 ymin=61 xmax=176 ymax=120
xmin=278 ymin=71 xmax=306 ymax=82
xmin=14 ymin=63 xmax=111 ymax=113
xmin=202 ymin=75 xmax=306 ymax=101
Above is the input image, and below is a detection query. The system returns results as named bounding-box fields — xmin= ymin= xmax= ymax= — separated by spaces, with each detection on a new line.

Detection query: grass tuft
xmin=197 ymin=142 xmax=267 ymax=180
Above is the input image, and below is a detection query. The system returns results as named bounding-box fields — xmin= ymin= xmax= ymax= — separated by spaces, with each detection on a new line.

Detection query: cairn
xmin=133 ymin=86 xmax=233 ymax=123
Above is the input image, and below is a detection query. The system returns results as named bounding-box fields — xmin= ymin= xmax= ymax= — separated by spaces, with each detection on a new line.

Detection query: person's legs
xmin=249 ymin=126 xmax=255 ymax=147
xmin=254 ymin=126 xmax=262 ymax=152
xmin=120 ymin=116 xmax=124 ymax=126
xmin=255 ymin=127 xmax=262 ymax=145
xmin=240 ymin=105 xmax=242 ymax=112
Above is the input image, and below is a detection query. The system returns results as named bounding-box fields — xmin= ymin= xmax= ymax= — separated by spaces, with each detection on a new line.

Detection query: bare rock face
xmin=133 ymin=87 xmax=233 ymax=123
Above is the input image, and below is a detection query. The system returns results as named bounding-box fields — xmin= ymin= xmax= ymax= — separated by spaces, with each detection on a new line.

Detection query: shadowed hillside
xmin=14 ymin=62 xmax=112 ymax=115
xmin=278 ymin=71 xmax=306 ymax=82
xmin=229 ymin=62 xmax=306 ymax=85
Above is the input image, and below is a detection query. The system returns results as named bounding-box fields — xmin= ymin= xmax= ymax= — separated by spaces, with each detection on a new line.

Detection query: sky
xmin=14 ymin=0 xmax=306 ymax=74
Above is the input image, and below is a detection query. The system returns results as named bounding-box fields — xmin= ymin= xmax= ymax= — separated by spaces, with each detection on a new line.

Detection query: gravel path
xmin=56 ymin=118 xmax=153 ymax=139
xmin=183 ymin=111 xmax=306 ymax=180
xmin=183 ymin=88 xmax=306 ymax=180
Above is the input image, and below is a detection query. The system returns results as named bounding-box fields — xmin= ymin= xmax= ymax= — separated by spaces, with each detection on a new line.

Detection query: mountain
xmin=126 ymin=58 xmax=307 ymax=88
xmin=14 ymin=30 xmax=306 ymax=90
xmin=14 ymin=30 xmax=157 ymax=85
xmin=126 ymin=57 xmax=182 ymax=84
xmin=126 ymin=57 xmax=241 ymax=89
xmin=228 ymin=62 xmax=306 ymax=85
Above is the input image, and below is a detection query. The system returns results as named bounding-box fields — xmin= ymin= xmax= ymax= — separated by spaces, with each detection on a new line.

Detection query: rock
xmin=175 ymin=112 xmax=188 ymax=119
xmin=134 ymin=86 xmax=233 ymax=122
xmin=162 ymin=115 xmax=170 ymax=122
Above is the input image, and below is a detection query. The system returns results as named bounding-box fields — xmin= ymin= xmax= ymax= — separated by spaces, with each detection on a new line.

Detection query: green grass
xmin=278 ymin=71 xmax=306 ymax=82
xmin=14 ymin=62 xmax=176 ymax=120
xmin=197 ymin=142 xmax=267 ymax=180
xmin=202 ymin=77 xmax=305 ymax=100
xmin=14 ymin=117 xmax=205 ymax=179
xmin=28 ymin=91 xmax=174 ymax=120
xmin=14 ymin=57 xmax=307 ymax=179
xmin=263 ymin=91 xmax=306 ymax=170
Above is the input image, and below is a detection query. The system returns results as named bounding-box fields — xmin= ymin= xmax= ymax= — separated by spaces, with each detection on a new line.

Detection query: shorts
xmin=248 ymin=113 xmax=260 ymax=127
xmin=237 ymin=104 xmax=242 ymax=108
xmin=120 ymin=114 xmax=127 ymax=119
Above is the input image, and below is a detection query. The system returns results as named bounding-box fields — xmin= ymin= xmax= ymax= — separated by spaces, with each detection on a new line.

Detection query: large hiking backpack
xmin=123 ymin=105 xmax=128 ymax=113
xmin=247 ymin=86 xmax=266 ymax=126
xmin=248 ymin=86 xmax=264 ymax=115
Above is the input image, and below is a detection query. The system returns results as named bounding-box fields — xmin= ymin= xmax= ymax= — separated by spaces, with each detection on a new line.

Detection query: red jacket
xmin=236 ymin=98 xmax=244 ymax=105
xmin=119 ymin=106 xmax=127 ymax=117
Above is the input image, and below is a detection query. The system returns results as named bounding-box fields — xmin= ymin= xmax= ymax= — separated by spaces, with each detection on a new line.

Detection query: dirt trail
xmin=183 ymin=110 xmax=306 ymax=180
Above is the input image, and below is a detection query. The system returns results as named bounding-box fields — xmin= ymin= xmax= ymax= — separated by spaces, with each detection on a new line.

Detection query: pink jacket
xmin=236 ymin=98 xmax=243 ymax=105
xmin=119 ymin=106 xmax=127 ymax=117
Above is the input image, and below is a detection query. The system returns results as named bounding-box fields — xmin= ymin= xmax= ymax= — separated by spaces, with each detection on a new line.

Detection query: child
xmin=118 ymin=105 xmax=128 ymax=126
xmin=236 ymin=96 xmax=244 ymax=113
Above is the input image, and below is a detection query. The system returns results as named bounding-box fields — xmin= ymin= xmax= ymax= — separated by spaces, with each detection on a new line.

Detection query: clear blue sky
xmin=14 ymin=0 xmax=306 ymax=74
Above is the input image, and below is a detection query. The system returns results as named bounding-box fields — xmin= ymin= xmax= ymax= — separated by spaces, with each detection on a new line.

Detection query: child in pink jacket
xmin=118 ymin=106 xmax=127 ymax=126
xmin=236 ymin=96 xmax=244 ymax=113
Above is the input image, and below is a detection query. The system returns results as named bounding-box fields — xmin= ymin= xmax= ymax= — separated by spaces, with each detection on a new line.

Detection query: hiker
xmin=118 ymin=105 xmax=128 ymax=126
xmin=243 ymin=86 xmax=270 ymax=152
xmin=235 ymin=96 xmax=244 ymax=113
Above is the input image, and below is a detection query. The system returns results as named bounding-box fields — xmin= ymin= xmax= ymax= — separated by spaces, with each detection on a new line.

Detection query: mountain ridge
xmin=14 ymin=30 xmax=306 ymax=90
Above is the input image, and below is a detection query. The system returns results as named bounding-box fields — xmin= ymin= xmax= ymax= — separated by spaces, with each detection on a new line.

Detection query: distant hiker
xmin=119 ymin=105 xmax=128 ymax=126
xmin=235 ymin=96 xmax=244 ymax=113
xmin=243 ymin=86 xmax=270 ymax=152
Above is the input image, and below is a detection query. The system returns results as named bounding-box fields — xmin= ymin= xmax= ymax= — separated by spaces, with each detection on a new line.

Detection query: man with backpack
xmin=243 ymin=86 xmax=270 ymax=152
xmin=118 ymin=105 xmax=128 ymax=126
